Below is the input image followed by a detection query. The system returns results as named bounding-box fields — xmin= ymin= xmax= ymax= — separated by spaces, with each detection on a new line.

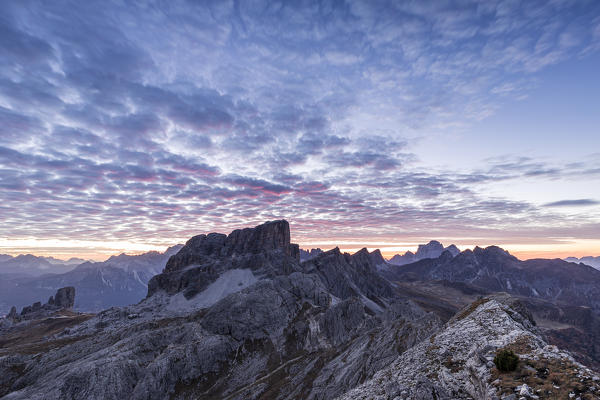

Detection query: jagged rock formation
xmin=0 ymin=220 xmax=440 ymax=400
xmin=368 ymin=248 xmax=386 ymax=265
xmin=6 ymin=306 xmax=17 ymax=320
xmin=7 ymin=287 xmax=76 ymax=323
xmin=389 ymin=240 xmax=459 ymax=265
xmin=147 ymin=221 xmax=300 ymax=298
xmin=51 ymin=287 xmax=75 ymax=309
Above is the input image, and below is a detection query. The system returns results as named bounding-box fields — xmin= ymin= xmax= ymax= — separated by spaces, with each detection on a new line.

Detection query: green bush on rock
xmin=494 ymin=349 xmax=519 ymax=372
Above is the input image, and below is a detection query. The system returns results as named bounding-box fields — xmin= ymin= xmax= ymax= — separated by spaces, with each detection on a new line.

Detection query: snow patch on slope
xmin=167 ymin=269 xmax=258 ymax=312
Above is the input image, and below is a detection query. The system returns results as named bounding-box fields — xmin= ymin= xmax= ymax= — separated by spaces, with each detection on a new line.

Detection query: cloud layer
xmin=0 ymin=0 xmax=599 ymax=256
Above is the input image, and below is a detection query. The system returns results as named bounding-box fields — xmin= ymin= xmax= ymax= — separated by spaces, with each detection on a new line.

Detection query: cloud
xmin=0 ymin=0 xmax=599 ymax=254
xmin=543 ymin=199 xmax=600 ymax=207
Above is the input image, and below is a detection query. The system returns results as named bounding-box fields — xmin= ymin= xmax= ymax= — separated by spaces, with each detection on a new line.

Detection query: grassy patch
xmin=490 ymin=339 xmax=600 ymax=399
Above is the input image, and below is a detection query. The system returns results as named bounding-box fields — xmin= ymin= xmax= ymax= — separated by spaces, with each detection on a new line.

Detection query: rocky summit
xmin=0 ymin=220 xmax=598 ymax=400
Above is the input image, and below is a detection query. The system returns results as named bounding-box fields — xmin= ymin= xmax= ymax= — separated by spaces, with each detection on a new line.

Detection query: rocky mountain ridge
xmin=0 ymin=220 xmax=442 ymax=399
xmin=383 ymin=245 xmax=600 ymax=371
xmin=338 ymin=293 xmax=600 ymax=399
xmin=385 ymin=245 xmax=600 ymax=312
xmin=299 ymin=248 xmax=324 ymax=262
xmin=0 ymin=221 xmax=598 ymax=400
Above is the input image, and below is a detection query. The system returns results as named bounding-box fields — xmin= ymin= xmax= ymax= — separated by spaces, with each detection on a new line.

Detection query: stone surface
xmin=337 ymin=294 xmax=600 ymax=400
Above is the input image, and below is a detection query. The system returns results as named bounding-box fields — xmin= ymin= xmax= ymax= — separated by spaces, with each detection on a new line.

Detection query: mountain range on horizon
xmin=2 ymin=219 xmax=600 ymax=399
xmin=0 ymin=245 xmax=183 ymax=315
xmin=3 ymin=236 xmax=600 ymax=316
xmin=3 ymin=240 xmax=599 ymax=278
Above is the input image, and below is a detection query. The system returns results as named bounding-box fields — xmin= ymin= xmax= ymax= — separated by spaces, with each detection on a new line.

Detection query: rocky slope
xmin=338 ymin=293 xmax=600 ymax=400
xmin=0 ymin=220 xmax=441 ymax=400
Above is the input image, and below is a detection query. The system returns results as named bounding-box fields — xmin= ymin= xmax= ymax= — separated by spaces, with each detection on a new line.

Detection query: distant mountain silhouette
xmin=0 ymin=246 xmax=182 ymax=315
xmin=388 ymin=240 xmax=460 ymax=265
xmin=565 ymin=255 xmax=600 ymax=269
xmin=0 ymin=254 xmax=80 ymax=277
xmin=384 ymin=245 xmax=600 ymax=311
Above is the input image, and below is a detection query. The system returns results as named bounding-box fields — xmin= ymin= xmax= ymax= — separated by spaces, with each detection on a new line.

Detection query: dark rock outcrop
xmin=54 ymin=286 xmax=75 ymax=308
xmin=368 ymin=248 xmax=386 ymax=265
xmin=10 ymin=286 xmax=76 ymax=321
xmin=302 ymin=247 xmax=394 ymax=301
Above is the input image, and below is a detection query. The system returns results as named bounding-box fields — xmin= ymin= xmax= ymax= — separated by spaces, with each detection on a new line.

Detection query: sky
xmin=0 ymin=0 xmax=599 ymax=261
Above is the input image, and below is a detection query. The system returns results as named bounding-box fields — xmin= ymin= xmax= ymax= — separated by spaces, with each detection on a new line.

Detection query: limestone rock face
xmin=148 ymin=220 xmax=301 ymax=298
xmin=164 ymin=220 xmax=297 ymax=273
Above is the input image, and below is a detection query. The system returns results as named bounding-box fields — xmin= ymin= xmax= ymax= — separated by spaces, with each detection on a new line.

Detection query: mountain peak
xmin=148 ymin=220 xmax=301 ymax=298
xmin=164 ymin=220 xmax=296 ymax=273
xmin=390 ymin=240 xmax=460 ymax=265
xmin=474 ymin=245 xmax=516 ymax=259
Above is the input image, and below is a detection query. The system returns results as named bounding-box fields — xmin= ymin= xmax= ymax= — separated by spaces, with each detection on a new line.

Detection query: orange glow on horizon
xmin=1 ymin=238 xmax=599 ymax=263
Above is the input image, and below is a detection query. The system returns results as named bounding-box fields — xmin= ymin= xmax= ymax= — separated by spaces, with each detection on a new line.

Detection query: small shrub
xmin=494 ymin=349 xmax=519 ymax=372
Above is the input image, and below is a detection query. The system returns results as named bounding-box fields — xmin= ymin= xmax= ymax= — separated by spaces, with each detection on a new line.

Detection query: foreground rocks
xmin=337 ymin=294 xmax=600 ymax=400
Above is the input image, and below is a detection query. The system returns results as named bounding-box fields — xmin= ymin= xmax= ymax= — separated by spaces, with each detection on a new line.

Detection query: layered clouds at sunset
xmin=1 ymin=0 xmax=599 ymax=260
